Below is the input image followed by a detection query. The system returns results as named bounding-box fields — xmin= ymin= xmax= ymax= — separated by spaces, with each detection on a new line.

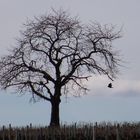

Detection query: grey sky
xmin=0 ymin=0 xmax=140 ymax=126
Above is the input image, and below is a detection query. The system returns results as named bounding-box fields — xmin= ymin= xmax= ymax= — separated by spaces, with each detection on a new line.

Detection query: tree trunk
xmin=49 ymin=82 xmax=61 ymax=127
xmin=50 ymin=99 xmax=60 ymax=127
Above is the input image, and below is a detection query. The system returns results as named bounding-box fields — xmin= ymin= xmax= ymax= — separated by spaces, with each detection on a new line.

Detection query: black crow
xmin=108 ymin=83 xmax=113 ymax=88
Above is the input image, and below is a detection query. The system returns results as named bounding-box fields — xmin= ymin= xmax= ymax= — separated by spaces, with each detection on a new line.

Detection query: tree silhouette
xmin=0 ymin=10 xmax=121 ymax=126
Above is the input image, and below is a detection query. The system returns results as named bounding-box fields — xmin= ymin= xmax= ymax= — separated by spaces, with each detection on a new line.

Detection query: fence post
xmin=9 ymin=124 xmax=12 ymax=140
xmin=26 ymin=125 xmax=29 ymax=140
xmin=92 ymin=125 xmax=95 ymax=140
xmin=93 ymin=122 xmax=97 ymax=140
xmin=21 ymin=127 xmax=25 ymax=140
xmin=30 ymin=123 xmax=32 ymax=140
xmin=2 ymin=125 xmax=5 ymax=140
xmin=105 ymin=125 xmax=109 ymax=140
xmin=15 ymin=129 xmax=18 ymax=140
xmin=40 ymin=127 xmax=43 ymax=140
xmin=116 ymin=124 xmax=121 ymax=140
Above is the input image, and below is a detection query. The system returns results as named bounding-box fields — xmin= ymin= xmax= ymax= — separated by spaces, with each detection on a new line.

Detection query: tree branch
xmin=27 ymin=81 xmax=51 ymax=101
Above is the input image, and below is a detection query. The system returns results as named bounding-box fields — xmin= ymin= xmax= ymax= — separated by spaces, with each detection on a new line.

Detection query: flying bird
xmin=108 ymin=83 xmax=113 ymax=88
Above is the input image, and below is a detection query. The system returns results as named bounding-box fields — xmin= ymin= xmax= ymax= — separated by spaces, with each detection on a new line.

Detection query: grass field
xmin=0 ymin=122 xmax=140 ymax=140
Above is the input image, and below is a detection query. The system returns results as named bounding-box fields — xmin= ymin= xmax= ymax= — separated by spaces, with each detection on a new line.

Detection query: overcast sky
xmin=0 ymin=0 xmax=140 ymax=126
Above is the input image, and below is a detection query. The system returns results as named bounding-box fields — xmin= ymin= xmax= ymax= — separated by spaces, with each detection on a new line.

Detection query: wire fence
xmin=0 ymin=122 xmax=140 ymax=140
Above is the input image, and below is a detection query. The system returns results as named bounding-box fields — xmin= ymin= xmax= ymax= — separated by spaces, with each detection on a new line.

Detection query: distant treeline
xmin=0 ymin=122 xmax=140 ymax=140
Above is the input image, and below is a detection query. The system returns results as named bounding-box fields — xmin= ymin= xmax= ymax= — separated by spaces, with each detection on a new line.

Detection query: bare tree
xmin=0 ymin=10 xmax=121 ymax=126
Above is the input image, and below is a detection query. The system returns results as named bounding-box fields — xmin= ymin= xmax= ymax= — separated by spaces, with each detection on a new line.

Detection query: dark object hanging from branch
xmin=108 ymin=83 xmax=113 ymax=88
